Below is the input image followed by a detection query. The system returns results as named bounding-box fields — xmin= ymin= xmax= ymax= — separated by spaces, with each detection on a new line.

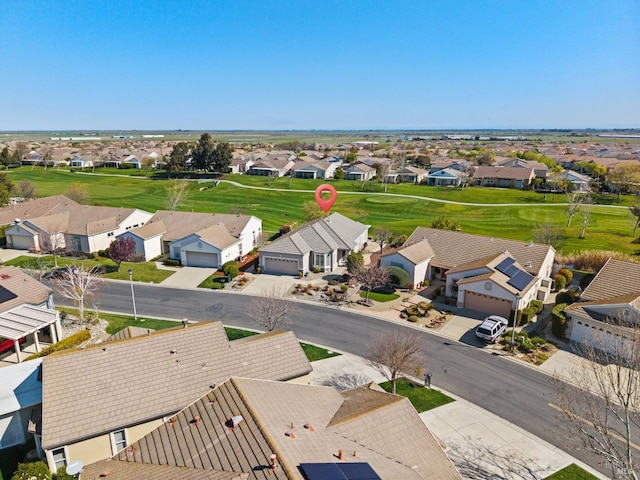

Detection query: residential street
xmin=53 ymin=280 xmax=638 ymax=478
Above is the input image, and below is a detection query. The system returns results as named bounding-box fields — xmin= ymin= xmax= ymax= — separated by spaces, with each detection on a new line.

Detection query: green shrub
xmin=557 ymin=267 xmax=573 ymax=284
xmin=529 ymin=299 xmax=544 ymax=314
xmin=579 ymin=272 xmax=595 ymax=291
xmin=11 ymin=461 xmax=51 ymax=480
xmin=340 ymin=284 xmax=348 ymax=293
xmin=530 ymin=336 xmax=547 ymax=346
xmin=553 ymin=274 xmax=566 ymax=291
xmin=163 ymin=258 xmax=181 ymax=267
xmin=222 ymin=261 xmax=239 ymax=278
xmin=346 ymin=251 xmax=364 ymax=275
xmin=556 ymin=290 xmax=578 ymax=305
xmin=519 ymin=307 xmax=536 ymax=325
xmin=551 ymin=303 xmax=568 ymax=338
xmin=400 ymin=312 xmax=408 ymax=319
xmin=26 ymin=330 xmax=91 ymax=359
xmin=407 ymin=315 xmax=419 ymax=323
xmin=118 ymin=163 xmax=135 ymax=169
xmin=388 ymin=266 xmax=411 ymax=288
xmin=54 ymin=466 xmax=75 ymax=480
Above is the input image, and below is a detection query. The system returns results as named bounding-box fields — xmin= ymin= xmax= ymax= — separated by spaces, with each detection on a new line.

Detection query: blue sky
xmin=1 ymin=0 xmax=638 ymax=130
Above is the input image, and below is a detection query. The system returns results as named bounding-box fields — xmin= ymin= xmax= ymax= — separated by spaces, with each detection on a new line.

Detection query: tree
xmin=346 ymin=251 xmax=364 ymax=275
xmin=303 ymin=201 xmax=326 ymax=222
xmin=566 ymin=191 xmax=588 ymax=227
xmin=334 ymin=167 xmax=344 ymax=180
xmin=630 ymin=199 xmax=640 ymax=237
xmin=165 ymin=180 xmax=190 ymax=211
xmin=0 ymin=146 xmax=11 ymax=166
xmin=64 ymin=182 xmax=90 ymax=204
xmin=553 ymin=320 xmax=640 ymax=479
xmin=366 ymin=329 xmax=427 ymax=394
xmin=579 ymin=194 xmax=593 ymax=239
xmin=431 ymin=215 xmax=461 ymax=231
xmin=212 ymin=142 xmax=233 ymax=172
xmin=356 ymin=265 xmax=390 ymax=304
xmin=191 ymin=133 xmax=216 ymax=171
xmin=18 ymin=180 xmax=37 ymax=199
xmin=0 ymin=172 xmax=14 ymax=206
xmin=11 ymin=142 xmax=28 ymax=164
xmin=607 ymin=164 xmax=640 ymax=199
xmin=533 ymin=221 xmax=563 ymax=246
xmin=108 ymin=237 xmax=137 ymax=271
xmin=54 ymin=264 xmax=103 ymax=321
xmin=247 ymin=286 xmax=297 ymax=331
xmin=167 ymin=141 xmax=191 ymax=175
xmin=371 ymin=227 xmax=393 ymax=253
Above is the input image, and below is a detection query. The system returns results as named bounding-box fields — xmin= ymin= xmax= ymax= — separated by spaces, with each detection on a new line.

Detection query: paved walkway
xmin=310 ymin=354 xmax=607 ymax=480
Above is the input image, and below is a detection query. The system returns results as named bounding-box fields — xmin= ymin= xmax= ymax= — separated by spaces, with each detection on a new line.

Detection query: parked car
xmin=0 ymin=336 xmax=26 ymax=355
xmin=475 ymin=315 xmax=509 ymax=343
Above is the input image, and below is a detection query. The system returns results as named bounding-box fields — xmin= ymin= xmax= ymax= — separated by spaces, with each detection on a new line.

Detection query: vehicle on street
xmin=475 ymin=315 xmax=509 ymax=343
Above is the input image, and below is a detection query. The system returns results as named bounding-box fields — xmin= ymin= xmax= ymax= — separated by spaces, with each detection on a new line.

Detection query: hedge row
xmin=26 ymin=330 xmax=91 ymax=360
xmin=551 ymin=303 xmax=568 ymax=339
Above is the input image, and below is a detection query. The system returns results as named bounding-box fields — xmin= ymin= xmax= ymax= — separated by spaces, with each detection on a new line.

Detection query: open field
xmin=5 ymin=168 xmax=640 ymax=256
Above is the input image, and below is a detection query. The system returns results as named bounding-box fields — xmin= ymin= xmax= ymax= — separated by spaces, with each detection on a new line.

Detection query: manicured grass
xmin=224 ymin=326 xmax=259 ymax=341
xmin=379 ymin=377 xmax=455 ymax=413
xmin=360 ymin=290 xmax=400 ymax=302
xmin=301 ymin=343 xmax=340 ymax=362
xmin=198 ymin=274 xmax=226 ymax=289
xmin=544 ymin=463 xmax=600 ymax=480
xmin=4 ymin=255 xmax=174 ymax=284
xmin=6 ymin=167 xmax=640 ymax=255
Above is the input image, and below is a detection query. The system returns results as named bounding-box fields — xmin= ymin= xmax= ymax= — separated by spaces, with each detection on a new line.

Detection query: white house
xmin=289 ymin=159 xmax=341 ymax=179
xmin=425 ymin=167 xmax=465 ymax=186
xmin=117 ymin=221 xmax=166 ymax=261
xmin=69 ymin=156 xmax=93 ymax=168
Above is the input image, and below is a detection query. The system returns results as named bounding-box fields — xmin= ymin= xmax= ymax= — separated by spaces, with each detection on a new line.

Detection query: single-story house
xmin=0 ymin=266 xmax=61 ymax=363
xmin=344 ymin=162 xmax=376 ymax=181
xmin=425 ymin=167 xmax=465 ymax=186
xmin=21 ymin=151 xmax=44 ymax=166
xmin=124 ymin=211 xmax=263 ymax=267
xmin=0 ymin=359 xmax=43 ymax=451
xmin=81 ymin=378 xmax=462 ymax=480
xmin=0 ymin=195 xmax=78 ymax=227
xmin=556 ymin=170 xmax=591 ymax=192
xmin=248 ymin=153 xmax=296 ymax=177
xmin=40 ymin=322 xmax=312 ymax=472
xmin=380 ymin=228 xmax=555 ymax=316
xmin=395 ymin=166 xmax=428 ymax=184
xmin=229 ymin=154 xmax=255 ymax=174
xmin=259 ymin=212 xmax=368 ymax=275
xmin=472 ymin=166 xmax=536 ymax=189
xmin=428 ymin=159 xmax=469 ymax=174
xmin=565 ymin=258 xmax=640 ymax=355
xmin=5 ymin=205 xmax=152 ymax=254
xmin=496 ymin=157 xmax=549 ymax=179
xmin=68 ymin=156 xmax=93 ymax=168
xmin=289 ymin=159 xmax=341 ymax=179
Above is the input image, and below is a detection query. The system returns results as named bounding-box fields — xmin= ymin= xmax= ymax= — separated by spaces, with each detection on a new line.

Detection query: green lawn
xmin=3 ymin=255 xmax=174 ymax=284
xmin=198 ymin=274 xmax=227 ymax=289
xmin=544 ymin=464 xmax=600 ymax=480
xmin=301 ymin=343 xmax=340 ymax=362
xmin=379 ymin=377 xmax=455 ymax=412
xmin=5 ymin=167 xmax=640 ymax=255
xmin=359 ymin=290 xmax=401 ymax=302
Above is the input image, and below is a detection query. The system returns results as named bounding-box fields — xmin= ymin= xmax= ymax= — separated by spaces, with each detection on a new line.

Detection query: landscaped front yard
xmin=379 ymin=377 xmax=455 ymax=413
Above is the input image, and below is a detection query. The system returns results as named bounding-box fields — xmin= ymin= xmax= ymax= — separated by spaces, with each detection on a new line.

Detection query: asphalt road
xmin=55 ymin=281 xmax=631 ymax=477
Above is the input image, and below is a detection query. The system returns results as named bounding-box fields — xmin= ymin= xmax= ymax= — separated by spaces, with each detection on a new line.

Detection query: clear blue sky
xmin=1 ymin=0 xmax=638 ymax=130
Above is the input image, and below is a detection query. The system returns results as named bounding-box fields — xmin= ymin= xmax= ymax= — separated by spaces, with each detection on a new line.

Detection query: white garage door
xmin=464 ymin=291 xmax=513 ymax=317
xmin=10 ymin=235 xmax=34 ymax=250
xmin=264 ymin=257 xmax=299 ymax=275
xmin=185 ymin=251 xmax=218 ymax=268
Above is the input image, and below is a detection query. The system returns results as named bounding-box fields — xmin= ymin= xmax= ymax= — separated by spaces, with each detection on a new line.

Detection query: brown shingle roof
xmin=146 ymin=211 xmax=253 ymax=242
xmin=405 ymin=227 xmax=553 ymax=276
xmin=381 ymin=239 xmax=434 ymax=264
xmin=580 ymin=258 xmax=640 ymax=301
xmin=82 ymin=378 xmax=461 ymax=480
xmin=41 ymin=323 xmax=311 ymax=449
xmin=473 ymin=165 xmax=535 ymax=181
xmin=0 ymin=195 xmax=78 ymax=226
xmin=0 ymin=266 xmax=51 ymax=311
xmin=127 ymin=220 xmax=167 ymax=240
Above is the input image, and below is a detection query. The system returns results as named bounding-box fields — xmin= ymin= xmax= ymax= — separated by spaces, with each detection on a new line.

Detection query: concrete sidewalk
xmin=310 ymin=354 xmax=607 ymax=480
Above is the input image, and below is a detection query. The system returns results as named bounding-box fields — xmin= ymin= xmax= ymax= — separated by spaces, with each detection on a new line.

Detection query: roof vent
xmin=14 ymin=218 xmax=21 ymax=224
xmin=525 ymin=260 xmax=532 ymax=268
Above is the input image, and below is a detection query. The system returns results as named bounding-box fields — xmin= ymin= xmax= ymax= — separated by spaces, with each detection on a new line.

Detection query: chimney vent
xmin=337 ymin=449 xmax=345 ymax=461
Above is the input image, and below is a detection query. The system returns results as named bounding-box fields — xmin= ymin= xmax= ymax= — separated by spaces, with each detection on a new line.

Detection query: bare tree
xmin=356 ymin=265 xmax=390 ymax=305
xmin=165 ymin=180 xmax=190 ymax=211
xmin=371 ymin=227 xmax=393 ymax=254
xmin=64 ymin=182 xmax=90 ymax=204
xmin=553 ymin=318 xmax=640 ymax=480
xmin=533 ymin=221 xmax=563 ymax=246
xmin=630 ymin=199 xmax=640 ymax=237
xmin=566 ymin=191 xmax=588 ymax=227
xmin=579 ymin=194 xmax=593 ymax=239
xmin=247 ymin=286 xmax=297 ymax=331
xmin=366 ymin=329 xmax=427 ymax=394
xmin=54 ymin=264 xmax=103 ymax=321
xmin=302 ymin=201 xmax=326 ymax=222
xmin=18 ymin=180 xmax=37 ymax=199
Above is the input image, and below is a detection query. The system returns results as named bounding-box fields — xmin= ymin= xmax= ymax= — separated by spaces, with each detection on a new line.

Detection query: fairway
xmin=5 ymin=168 xmax=639 ymax=255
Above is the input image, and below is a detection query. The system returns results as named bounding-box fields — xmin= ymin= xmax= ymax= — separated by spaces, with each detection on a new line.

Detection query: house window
xmin=111 ymin=429 xmax=127 ymax=454
xmin=314 ymin=254 xmax=325 ymax=269
xmin=107 ymin=232 xmax=114 ymax=237
xmin=52 ymin=447 xmax=67 ymax=470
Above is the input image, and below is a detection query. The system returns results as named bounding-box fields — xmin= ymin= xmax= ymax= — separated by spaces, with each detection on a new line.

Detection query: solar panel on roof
xmin=0 ymin=285 xmax=17 ymax=304
xmin=299 ymin=463 xmax=382 ymax=480
xmin=495 ymin=257 xmax=516 ymax=274
xmin=507 ymin=270 xmax=534 ymax=291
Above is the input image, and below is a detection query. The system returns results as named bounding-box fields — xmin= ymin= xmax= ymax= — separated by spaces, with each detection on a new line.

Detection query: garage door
xmin=464 ymin=291 xmax=513 ymax=317
xmin=264 ymin=257 xmax=299 ymax=275
xmin=185 ymin=251 xmax=218 ymax=268
xmin=10 ymin=235 xmax=34 ymax=250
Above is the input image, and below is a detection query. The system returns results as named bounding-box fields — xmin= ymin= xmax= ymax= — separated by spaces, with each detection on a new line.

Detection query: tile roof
xmin=82 ymin=378 xmax=461 ymax=480
xmin=0 ymin=266 xmax=52 ymax=312
xmin=41 ymin=323 xmax=311 ymax=449
xmin=405 ymin=228 xmax=553 ymax=276
xmin=126 ymin=220 xmax=166 ymax=240
xmin=0 ymin=195 xmax=78 ymax=226
xmin=581 ymin=258 xmax=640 ymax=301
xmin=195 ymin=224 xmax=241 ymax=250
xmin=146 ymin=211 xmax=254 ymax=242
xmin=473 ymin=166 xmax=535 ymax=181
xmin=381 ymin=239 xmax=434 ymax=264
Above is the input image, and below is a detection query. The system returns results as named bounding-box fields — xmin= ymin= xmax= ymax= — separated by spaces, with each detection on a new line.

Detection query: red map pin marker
xmin=315 ymin=184 xmax=337 ymax=213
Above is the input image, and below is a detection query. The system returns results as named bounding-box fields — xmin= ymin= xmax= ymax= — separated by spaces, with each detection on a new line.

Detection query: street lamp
xmin=128 ymin=269 xmax=138 ymax=322
xmin=510 ymin=292 xmax=521 ymax=355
